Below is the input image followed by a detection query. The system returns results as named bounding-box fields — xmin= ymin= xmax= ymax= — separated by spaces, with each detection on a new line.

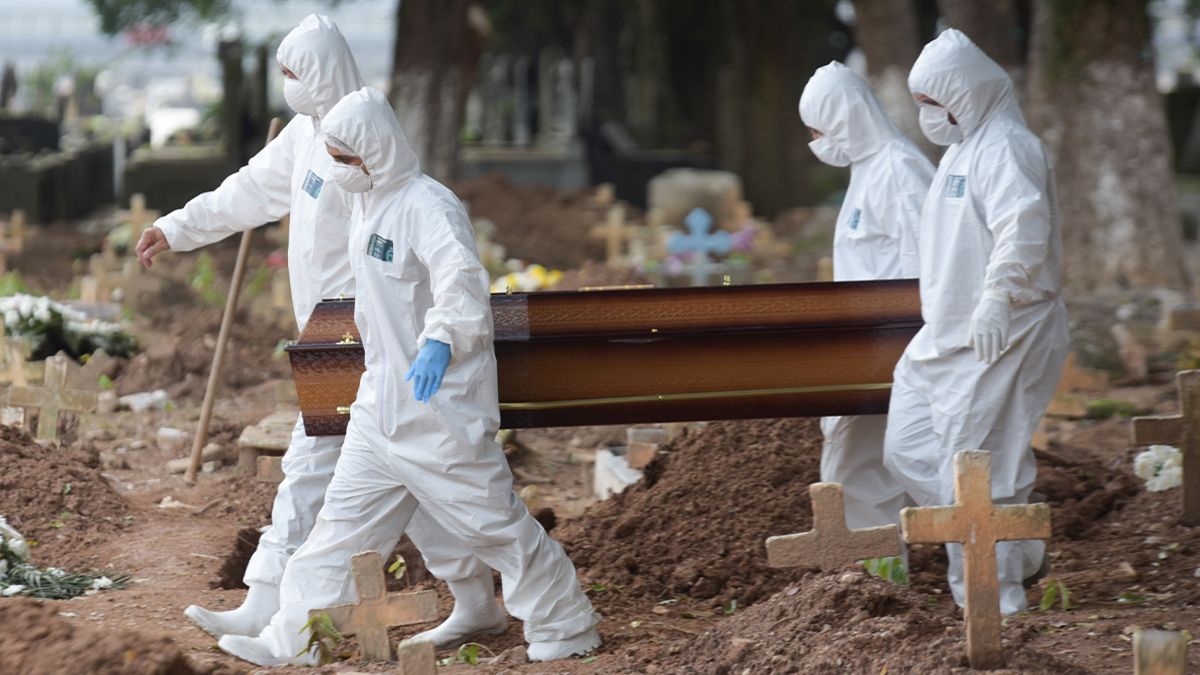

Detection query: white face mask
xmin=284 ymin=78 xmax=319 ymax=118
xmin=329 ymin=160 xmax=373 ymax=193
xmin=808 ymin=134 xmax=851 ymax=167
xmin=919 ymin=105 xmax=962 ymax=146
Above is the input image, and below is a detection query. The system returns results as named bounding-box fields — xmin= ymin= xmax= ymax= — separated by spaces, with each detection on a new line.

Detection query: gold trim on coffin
xmin=498 ymin=382 xmax=893 ymax=411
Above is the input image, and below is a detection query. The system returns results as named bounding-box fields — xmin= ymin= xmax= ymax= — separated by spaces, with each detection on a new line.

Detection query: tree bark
xmin=389 ymin=1 xmax=489 ymax=183
xmin=936 ymin=0 xmax=1023 ymax=69
xmin=851 ymin=0 xmax=937 ymax=159
xmin=1026 ymin=0 xmax=1189 ymax=291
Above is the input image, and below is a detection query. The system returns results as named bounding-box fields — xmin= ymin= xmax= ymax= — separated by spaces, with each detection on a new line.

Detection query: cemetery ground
xmin=2 ymin=184 xmax=1199 ymax=674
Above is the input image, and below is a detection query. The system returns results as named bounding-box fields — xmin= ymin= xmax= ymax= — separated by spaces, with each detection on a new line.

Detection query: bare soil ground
xmin=2 ymin=208 xmax=1198 ymax=674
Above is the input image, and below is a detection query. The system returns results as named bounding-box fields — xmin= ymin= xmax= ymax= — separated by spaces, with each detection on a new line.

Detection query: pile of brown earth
xmin=0 ymin=597 xmax=244 ymax=675
xmin=556 ymin=418 xmax=822 ymax=613
xmin=667 ymin=572 xmax=1091 ymax=675
xmin=0 ymin=424 xmax=131 ymax=568
xmin=453 ymin=173 xmax=631 ymax=270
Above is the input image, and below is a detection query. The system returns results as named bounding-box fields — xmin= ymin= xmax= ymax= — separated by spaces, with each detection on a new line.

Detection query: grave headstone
xmin=511 ymin=57 xmax=532 ymax=147
xmin=311 ymin=550 xmax=439 ymax=661
xmin=238 ymin=410 xmax=300 ymax=480
xmin=8 ymin=354 xmax=99 ymax=439
xmin=766 ymin=482 xmax=901 ymax=572
xmin=1131 ymin=369 xmax=1200 ymax=525
xmin=482 ymin=55 xmax=511 ymax=146
xmin=395 ymin=639 xmax=437 ymax=675
xmin=667 ymin=208 xmax=731 ymax=286
xmin=647 ymin=168 xmax=744 ymax=230
xmin=899 ymin=450 xmax=1051 ymax=671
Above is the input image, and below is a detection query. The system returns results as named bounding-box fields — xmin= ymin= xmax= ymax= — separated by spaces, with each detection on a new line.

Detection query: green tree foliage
xmin=85 ymin=0 xmax=233 ymax=35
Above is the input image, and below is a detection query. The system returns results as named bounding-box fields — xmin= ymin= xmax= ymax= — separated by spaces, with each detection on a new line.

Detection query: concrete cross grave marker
xmin=8 ymin=354 xmax=99 ymax=439
xmin=590 ymin=204 xmax=633 ymax=265
xmin=310 ymin=550 xmax=439 ymax=661
xmin=765 ymin=482 xmax=901 ymax=572
xmin=73 ymin=349 xmax=111 ymax=393
xmin=2 ymin=335 xmax=31 ymax=387
xmin=667 ymin=208 xmax=731 ymax=286
xmin=2 ymin=209 xmax=25 ymax=256
xmin=1131 ymin=369 xmax=1200 ymax=525
xmin=900 ymin=451 xmax=1051 ymax=671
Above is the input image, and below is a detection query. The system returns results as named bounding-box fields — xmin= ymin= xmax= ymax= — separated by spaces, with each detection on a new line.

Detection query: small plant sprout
xmin=388 ymin=554 xmax=409 ymax=586
xmin=724 ymin=599 xmax=738 ymax=614
xmin=1039 ymin=578 xmax=1075 ymax=611
xmin=61 ymin=483 xmax=71 ymax=495
xmin=298 ymin=612 xmax=345 ymax=665
xmin=863 ymin=556 xmax=909 ymax=586
xmin=437 ymin=642 xmax=492 ymax=666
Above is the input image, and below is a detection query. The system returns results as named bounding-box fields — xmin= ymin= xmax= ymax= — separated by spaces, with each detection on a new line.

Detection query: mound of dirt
xmin=0 ymin=425 xmax=130 ymax=567
xmin=556 ymin=419 xmax=822 ymax=612
xmin=453 ymin=173 xmax=628 ymax=270
xmin=671 ymin=571 xmax=1091 ymax=675
xmin=551 ymin=262 xmax=650 ymax=291
xmin=114 ymin=302 xmax=293 ymax=400
xmin=0 ymin=596 xmax=243 ymax=675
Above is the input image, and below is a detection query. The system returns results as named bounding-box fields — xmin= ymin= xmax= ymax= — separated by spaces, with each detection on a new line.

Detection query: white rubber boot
xmin=527 ymin=627 xmax=601 ymax=662
xmin=218 ymin=633 xmax=317 ymax=667
xmin=185 ymin=583 xmax=280 ymax=640
xmin=409 ymin=572 xmax=508 ymax=649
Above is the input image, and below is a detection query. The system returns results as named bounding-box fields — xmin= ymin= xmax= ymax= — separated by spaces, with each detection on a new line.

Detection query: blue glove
xmin=405 ymin=340 xmax=451 ymax=403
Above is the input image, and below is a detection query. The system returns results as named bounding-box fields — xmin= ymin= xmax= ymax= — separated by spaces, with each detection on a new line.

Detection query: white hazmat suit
xmin=220 ymin=87 xmax=600 ymax=666
xmin=150 ymin=15 xmax=492 ymax=641
xmin=883 ymin=29 xmax=1067 ymax=614
xmin=799 ymin=61 xmax=933 ymax=541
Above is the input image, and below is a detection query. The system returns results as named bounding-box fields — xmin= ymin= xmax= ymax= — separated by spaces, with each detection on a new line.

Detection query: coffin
xmin=285 ymin=280 xmax=922 ymax=436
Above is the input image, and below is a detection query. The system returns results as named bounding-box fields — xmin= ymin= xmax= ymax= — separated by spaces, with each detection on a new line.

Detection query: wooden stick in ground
xmin=185 ymin=117 xmax=283 ymax=484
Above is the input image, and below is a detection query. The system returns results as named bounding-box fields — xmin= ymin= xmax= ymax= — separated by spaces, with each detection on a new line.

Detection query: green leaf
xmin=458 ymin=643 xmax=479 ymax=665
xmin=724 ymin=599 xmax=738 ymax=614
xmin=62 ymin=484 xmax=71 ymax=495
xmin=48 ymin=522 xmax=64 ymax=529
xmin=1117 ymin=592 xmax=1146 ymax=603
xmin=1039 ymin=582 xmax=1058 ymax=611
xmin=98 ymin=374 xmax=114 ymax=390
xmin=581 ymin=656 xmax=598 ymax=663
xmin=588 ymin=583 xmax=607 ymax=593
xmin=630 ymin=620 xmax=642 ymax=628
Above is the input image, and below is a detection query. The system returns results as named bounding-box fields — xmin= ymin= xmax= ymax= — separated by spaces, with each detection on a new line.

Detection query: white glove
xmin=968 ymin=288 xmax=1011 ymax=364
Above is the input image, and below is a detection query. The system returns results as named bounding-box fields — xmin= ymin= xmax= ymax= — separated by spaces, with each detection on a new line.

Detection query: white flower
xmin=0 ymin=517 xmax=28 ymax=562
xmin=2 ymin=584 xmax=25 ymax=596
xmin=91 ymin=576 xmax=113 ymax=590
xmin=1135 ymin=445 xmax=1184 ymax=492
xmin=47 ymin=567 xmax=66 ymax=578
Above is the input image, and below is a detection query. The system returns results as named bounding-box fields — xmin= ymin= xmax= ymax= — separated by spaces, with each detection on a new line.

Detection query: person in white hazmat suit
xmin=134 ymin=15 xmax=501 ymax=648
xmin=217 ymin=86 xmax=602 ymax=666
xmin=799 ymin=61 xmax=933 ymax=562
xmin=883 ymin=28 xmax=1066 ymax=615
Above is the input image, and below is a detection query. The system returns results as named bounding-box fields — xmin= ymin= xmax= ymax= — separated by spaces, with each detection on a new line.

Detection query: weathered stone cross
xmin=310 ymin=550 xmax=439 ymax=661
xmin=73 ymin=349 xmax=112 ymax=393
xmin=1131 ymin=369 xmax=1200 ymax=525
xmin=900 ymin=451 xmax=1051 ymax=671
xmin=7 ymin=354 xmax=99 ymax=439
xmin=765 ymin=482 xmax=901 ymax=572
xmin=590 ymin=204 xmax=633 ymax=265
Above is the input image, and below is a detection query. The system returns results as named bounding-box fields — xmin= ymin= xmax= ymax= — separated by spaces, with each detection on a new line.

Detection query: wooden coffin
xmin=285 ymin=279 xmax=922 ymax=435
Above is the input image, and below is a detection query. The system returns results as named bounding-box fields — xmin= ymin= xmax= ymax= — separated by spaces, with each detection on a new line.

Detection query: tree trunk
xmin=851 ymin=0 xmax=937 ymax=159
xmin=389 ymin=1 xmax=489 ymax=183
xmin=936 ymin=0 xmax=1023 ymax=69
xmin=1026 ymin=0 xmax=1188 ymax=291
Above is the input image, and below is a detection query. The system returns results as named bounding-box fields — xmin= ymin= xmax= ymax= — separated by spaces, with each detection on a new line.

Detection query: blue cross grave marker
xmin=667 ymin=208 xmax=731 ymax=286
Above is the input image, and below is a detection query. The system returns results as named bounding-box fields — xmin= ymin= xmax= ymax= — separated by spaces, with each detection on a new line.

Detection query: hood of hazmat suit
xmin=884 ymin=29 xmax=1068 ymax=616
xmin=321 ymin=86 xmax=494 ymax=440
xmin=800 ymin=60 xmax=934 ymax=281
xmin=155 ymin=13 xmax=364 ymax=332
